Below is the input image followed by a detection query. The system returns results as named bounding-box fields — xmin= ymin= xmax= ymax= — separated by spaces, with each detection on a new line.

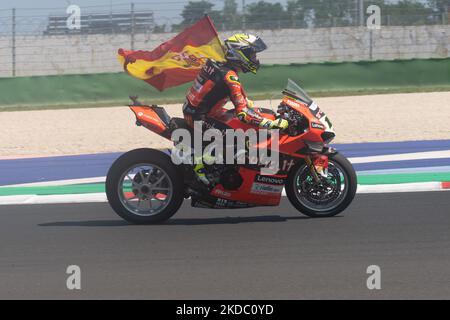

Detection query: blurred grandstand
xmin=44 ymin=11 xmax=155 ymax=35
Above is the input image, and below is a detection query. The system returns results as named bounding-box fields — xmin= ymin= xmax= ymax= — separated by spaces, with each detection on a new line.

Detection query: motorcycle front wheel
xmin=285 ymin=152 xmax=357 ymax=218
xmin=106 ymin=148 xmax=184 ymax=224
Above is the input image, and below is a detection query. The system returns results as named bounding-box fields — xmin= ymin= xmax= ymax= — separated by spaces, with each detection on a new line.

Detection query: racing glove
xmin=259 ymin=117 xmax=289 ymax=130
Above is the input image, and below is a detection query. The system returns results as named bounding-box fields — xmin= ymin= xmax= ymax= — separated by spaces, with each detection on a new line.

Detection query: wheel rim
xmin=293 ymin=160 xmax=349 ymax=214
xmin=118 ymin=163 xmax=173 ymax=217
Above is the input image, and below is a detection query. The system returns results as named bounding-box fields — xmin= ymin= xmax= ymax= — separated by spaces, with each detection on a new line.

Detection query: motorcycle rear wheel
xmin=106 ymin=148 xmax=184 ymax=224
xmin=285 ymin=152 xmax=357 ymax=218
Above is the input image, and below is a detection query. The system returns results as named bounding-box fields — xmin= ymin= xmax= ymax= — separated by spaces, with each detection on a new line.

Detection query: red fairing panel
xmin=210 ymin=167 xmax=286 ymax=206
xmin=130 ymin=106 xmax=168 ymax=135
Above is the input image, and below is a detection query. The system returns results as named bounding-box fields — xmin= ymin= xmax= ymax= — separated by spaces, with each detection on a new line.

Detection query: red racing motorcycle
xmin=106 ymin=79 xmax=357 ymax=224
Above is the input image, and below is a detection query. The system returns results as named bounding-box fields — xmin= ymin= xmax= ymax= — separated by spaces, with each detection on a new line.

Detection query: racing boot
xmin=193 ymin=153 xmax=217 ymax=186
xmin=194 ymin=162 xmax=210 ymax=186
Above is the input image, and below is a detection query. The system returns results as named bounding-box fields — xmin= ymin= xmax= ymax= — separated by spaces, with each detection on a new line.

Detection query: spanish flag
xmin=118 ymin=16 xmax=225 ymax=91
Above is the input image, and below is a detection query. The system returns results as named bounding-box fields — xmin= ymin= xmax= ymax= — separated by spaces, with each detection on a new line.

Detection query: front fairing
xmin=308 ymin=101 xmax=334 ymax=135
xmin=282 ymin=79 xmax=335 ymax=139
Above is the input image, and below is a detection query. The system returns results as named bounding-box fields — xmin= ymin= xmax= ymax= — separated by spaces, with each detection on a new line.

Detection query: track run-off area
xmin=0 ymin=192 xmax=449 ymax=299
xmin=0 ymin=139 xmax=449 ymax=299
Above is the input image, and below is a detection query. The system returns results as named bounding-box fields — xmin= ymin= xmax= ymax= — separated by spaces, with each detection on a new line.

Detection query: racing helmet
xmin=223 ymin=33 xmax=267 ymax=74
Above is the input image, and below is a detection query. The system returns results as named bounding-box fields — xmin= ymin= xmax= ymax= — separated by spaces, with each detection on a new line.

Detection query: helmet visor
xmin=241 ymin=47 xmax=257 ymax=62
xmin=241 ymin=37 xmax=267 ymax=58
xmin=252 ymin=37 xmax=268 ymax=53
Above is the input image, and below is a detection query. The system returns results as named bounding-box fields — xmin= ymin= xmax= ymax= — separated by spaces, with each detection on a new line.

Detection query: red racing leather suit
xmin=183 ymin=59 xmax=279 ymax=128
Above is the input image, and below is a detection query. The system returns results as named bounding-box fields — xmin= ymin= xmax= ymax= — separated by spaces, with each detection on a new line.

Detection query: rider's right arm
xmin=223 ymin=70 xmax=248 ymax=113
xmin=223 ymin=70 xmax=266 ymax=125
xmin=223 ymin=71 xmax=288 ymax=129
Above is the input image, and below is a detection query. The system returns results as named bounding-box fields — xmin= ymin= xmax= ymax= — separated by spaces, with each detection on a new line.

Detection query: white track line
xmin=0 ymin=183 xmax=448 ymax=205
xmin=0 ymin=193 xmax=107 ymax=205
xmin=2 ymin=177 xmax=106 ymax=188
xmin=357 ymin=166 xmax=450 ymax=175
xmin=356 ymin=182 xmax=444 ymax=193
xmin=349 ymin=150 xmax=450 ymax=164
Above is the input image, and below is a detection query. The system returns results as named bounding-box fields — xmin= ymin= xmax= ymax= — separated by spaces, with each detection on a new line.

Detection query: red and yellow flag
xmin=118 ymin=16 xmax=225 ymax=91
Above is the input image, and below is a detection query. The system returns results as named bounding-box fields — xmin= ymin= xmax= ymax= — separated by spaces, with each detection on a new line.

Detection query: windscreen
xmin=283 ymin=79 xmax=313 ymax=105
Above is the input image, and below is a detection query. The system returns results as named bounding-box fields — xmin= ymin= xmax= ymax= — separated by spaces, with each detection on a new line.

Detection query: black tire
xmin=285 ymin=152 xmax=357 ymax=218
xmin=106 ymin=148 xmax=184 ymax=224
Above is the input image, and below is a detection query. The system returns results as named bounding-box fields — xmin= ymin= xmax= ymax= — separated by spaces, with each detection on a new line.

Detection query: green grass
xmin=2 ymin=85 xmax=449 ymax=113
xmin=0 ymin=184 xmax=105 ymax=196
xmin=1 ymin=58 xmax=449 ymax=112
xmin=358 ymin=172 xmax=450 ymax=185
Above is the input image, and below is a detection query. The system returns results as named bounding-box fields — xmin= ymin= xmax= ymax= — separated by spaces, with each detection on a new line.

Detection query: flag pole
xmin=204 ymin=14 xmax=225 ymax=56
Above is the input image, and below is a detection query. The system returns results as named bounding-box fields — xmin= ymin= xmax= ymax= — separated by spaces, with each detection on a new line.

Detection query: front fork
xmin=305 ymin=155 xmax=329 ymax=183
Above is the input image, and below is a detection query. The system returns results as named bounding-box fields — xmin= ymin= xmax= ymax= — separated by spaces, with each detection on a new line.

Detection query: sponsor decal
xmin=214 ymin=198 xmax=254 ymax=208
xmin=281 ymin=159 xmax=295 ymax=172
xmin=212 ymin=188 xmax=232 ymax=198
xmin=251 ymin=182 xmax=284 ymax=195
xmin=309 ymin=102 xmax=325 ymax=118
xmin=191 ymin=199 xmax=213 ymax=208
xmin=311 ymin=122 xmax=325 ymax=130
xmin=283 ymin=98 xmax=302 ymax=109
xmin=215 ymin=198 xmax=228 ymax=207
xmin=137 ymin=112 xmax=160 ymax=124
xmin=202 ymin=120 xmax=228 ymax=135
xmin=255 ymin=174 xmax=284 ymax=185
xmin=203 ymin=64 xmax=216 ymax=75
xmin=309 ymin=101 xmax=319 ymax=111
xmin=323 ymin=116 xmax=333 ymax=130
xmin=226 ymin=73 xmax=240 ymax=84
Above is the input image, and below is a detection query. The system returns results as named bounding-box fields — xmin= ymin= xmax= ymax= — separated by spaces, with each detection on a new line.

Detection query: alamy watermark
xmin=66 ymin=265 xmax=81 ymax=290
xmin=63 ymin=3 xmax=382 ymax=32
xmin=170 ymin=121 xmax=280 ymax=175
xmin=66 ymin=5 xmax=81 ymax=30
xmin=367 ymin=5 xmax=381 ymax=30
xmin=366 ymin=265 xmax=381 ymax=290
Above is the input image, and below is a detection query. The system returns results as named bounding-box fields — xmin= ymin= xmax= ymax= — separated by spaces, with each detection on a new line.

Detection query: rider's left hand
xmin=260 ymin=117 xmax=289 ymax=130
xmin=271 ymin=118 xmax=289 ymax=130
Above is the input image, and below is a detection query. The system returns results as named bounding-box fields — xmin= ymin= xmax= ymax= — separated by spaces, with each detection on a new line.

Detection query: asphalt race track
xmin=0 ymin=192 xmax=449 ymax=299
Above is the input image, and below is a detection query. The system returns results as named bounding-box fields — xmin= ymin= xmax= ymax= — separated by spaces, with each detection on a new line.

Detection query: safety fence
xmin=0 ymin=1 xmax=450 ymax=77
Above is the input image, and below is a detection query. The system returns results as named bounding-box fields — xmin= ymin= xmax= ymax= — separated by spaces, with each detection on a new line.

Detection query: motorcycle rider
xmin=182 ymin=33 xmax=289 ymax=184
